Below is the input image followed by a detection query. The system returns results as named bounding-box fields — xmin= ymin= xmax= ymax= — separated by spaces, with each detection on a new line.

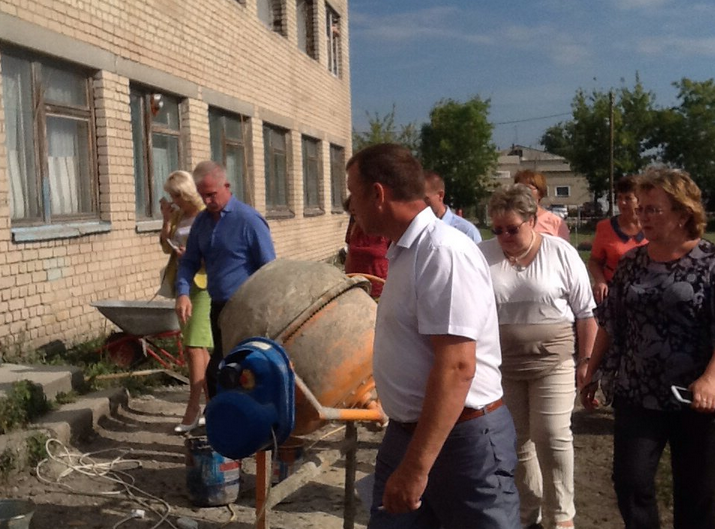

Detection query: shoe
xmin=174 ymin=411 xmax=201 ymax=434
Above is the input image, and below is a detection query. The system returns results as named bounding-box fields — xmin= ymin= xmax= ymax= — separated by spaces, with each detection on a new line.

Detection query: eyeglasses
xmin=635 ymin=206 xmax=668 ymax=216
xmin=491 ymin=219 xmax=528 ymax=236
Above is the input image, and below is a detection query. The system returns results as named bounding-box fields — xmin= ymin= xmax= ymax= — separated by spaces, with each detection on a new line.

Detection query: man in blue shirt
xmin=424 ymin=171 xmax=482 ymax=243
xmin=176 ymin=161 xmax=276 ymax=398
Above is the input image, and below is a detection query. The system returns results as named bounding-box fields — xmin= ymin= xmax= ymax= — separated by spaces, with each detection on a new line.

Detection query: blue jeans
xmin=368 ymin=405 xmax=521 ymax=529
xmin=613 ymin=400 xmax=715 ymax=529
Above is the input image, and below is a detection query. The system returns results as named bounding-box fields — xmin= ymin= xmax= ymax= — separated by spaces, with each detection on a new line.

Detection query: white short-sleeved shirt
xmin=373 ymin=208 xmax=504 ymax=423
xmin=478 ymin=234 xmax=596 ymax=325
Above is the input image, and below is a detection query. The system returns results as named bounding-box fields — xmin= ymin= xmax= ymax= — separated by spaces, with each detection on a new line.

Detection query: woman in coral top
xmin=587 ymin=175 xmax=647 ymax=304
xmin=514 ymin=170 xmax=570 ymax=241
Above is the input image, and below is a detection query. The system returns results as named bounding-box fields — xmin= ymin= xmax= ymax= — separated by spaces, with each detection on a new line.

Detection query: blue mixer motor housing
xmin=205 ymin=337 xmax=295 ymax=460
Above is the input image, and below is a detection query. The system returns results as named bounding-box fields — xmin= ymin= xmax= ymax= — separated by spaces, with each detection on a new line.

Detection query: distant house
xmin=495 ymin=146 xmax=592 ymax=211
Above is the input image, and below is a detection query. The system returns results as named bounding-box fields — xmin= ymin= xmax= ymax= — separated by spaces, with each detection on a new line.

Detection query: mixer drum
xmin=219 ymin=259 xmax=378 ymax=435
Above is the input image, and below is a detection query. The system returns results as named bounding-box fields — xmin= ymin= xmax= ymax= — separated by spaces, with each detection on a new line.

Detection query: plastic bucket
xmin=185 ymin=437 xmax=241 ymax=506
xmin=272 ymin=437 xmax=305 ymax=484
xmin=0 ymin=499 xmax=34 ymax=529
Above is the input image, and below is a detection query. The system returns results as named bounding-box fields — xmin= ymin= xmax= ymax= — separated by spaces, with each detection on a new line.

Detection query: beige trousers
xmin=501 ymin=358 xmax=576 ymax=527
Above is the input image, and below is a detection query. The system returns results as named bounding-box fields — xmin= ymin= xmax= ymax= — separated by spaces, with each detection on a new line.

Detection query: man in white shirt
xmin=424 ymin=170 xmax=482 ymax=243
xmin=347 ymin=143 xmax=520 ymax=529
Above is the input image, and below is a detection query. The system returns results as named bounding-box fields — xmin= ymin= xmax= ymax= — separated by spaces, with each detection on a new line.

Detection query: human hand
xmin=175 ymin=295 xmax=192 ymax=325
xmin=160 ymin=197 xmax=174 ymax=221
xmin=174 ymin=245 xmax=186 ymax=258
xmin=380 ymin=463 xmax=426 ymax=514
xmin=592 ymin=282 xmax=608 ymax=304
xmin=690 ymin=375 xmax=715 ymax=413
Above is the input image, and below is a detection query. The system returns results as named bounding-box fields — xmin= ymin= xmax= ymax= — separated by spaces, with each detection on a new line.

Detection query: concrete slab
xmin=0 ymin=363 xmax=83 ymax=401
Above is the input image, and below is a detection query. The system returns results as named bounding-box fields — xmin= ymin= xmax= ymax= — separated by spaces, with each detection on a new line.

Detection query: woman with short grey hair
xmin=479 ymin=184 xmax=597 ymax=529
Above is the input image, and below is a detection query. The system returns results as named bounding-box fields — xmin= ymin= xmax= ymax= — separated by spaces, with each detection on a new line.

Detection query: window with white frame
xmin=263 ymin=124 xmax=289 ymax=212
xmin=130 ymin=88 xmax=182 ymax=219
xmin=302 ymin=136 xmax=322 ymax=214
xmin=555 ymin=186 xmax=571 ymax=197
xmin=326 ymin=4 xmax=341 ymax=77
xmin=329 ymin=144 xmax=345 ymax=211
xmin=297 ymin=0 xmax=317 ymax=59
xmin=210 ymin=109 xmax=251 ymax=204
xmin=257 ymin=0 xmax=285 ymax=35
xmin=1 ymin=50 xmax=97 ymax=225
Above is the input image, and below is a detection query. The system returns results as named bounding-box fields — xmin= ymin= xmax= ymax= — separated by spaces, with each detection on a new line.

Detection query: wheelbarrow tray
xmin=92 ymin=300 xmax=180 ymax=336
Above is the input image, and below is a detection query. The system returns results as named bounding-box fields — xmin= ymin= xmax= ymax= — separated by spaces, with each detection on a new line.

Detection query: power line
xmin=493 ymin=112 xmax=572 ymax=126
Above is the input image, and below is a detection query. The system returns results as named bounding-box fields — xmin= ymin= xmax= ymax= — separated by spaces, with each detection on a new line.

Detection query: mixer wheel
xmin=105 ymin=332 xmax=143 ymax=368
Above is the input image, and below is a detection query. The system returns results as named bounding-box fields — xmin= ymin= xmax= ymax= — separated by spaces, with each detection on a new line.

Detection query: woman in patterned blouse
xmin=580 ymin=167 xmax=715 ymax=529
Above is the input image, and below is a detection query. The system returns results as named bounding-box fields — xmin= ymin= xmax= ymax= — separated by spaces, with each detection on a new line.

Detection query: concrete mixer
xmin=217 ymin=259 xmax=384 ymax=435
xmin=204 ymin=259 xmax=386 ymax=529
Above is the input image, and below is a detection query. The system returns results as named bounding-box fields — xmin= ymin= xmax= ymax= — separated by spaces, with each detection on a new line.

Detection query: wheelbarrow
xmin=91 ymin=300 xmax=185 ymax=369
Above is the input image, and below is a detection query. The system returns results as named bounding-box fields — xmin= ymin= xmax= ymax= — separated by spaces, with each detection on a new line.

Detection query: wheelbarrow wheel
xmin=105 ymin=332 xmax=143 ymax=369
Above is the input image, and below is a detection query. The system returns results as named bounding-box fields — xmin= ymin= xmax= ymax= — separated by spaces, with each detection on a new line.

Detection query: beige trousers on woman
xmin=502 ymin=358 xmax=576 ymax=527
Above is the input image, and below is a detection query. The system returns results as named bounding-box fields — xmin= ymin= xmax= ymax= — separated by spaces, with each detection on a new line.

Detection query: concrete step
xmin=0 ymin=363 xmax=84 ymax=401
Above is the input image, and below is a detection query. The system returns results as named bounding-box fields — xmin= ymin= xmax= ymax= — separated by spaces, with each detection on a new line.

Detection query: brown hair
xmin=423 ymin=171 xmax=445 ymax=193
xmin=513 ymin=170 xmax=547 ymax=200
xmin=615 ymin=174 xmax=640 ymax=195
xmin=346 ymin=143 xmax=424 ymax=201
xmin=638 ymin=166 xmax=706 ymax=239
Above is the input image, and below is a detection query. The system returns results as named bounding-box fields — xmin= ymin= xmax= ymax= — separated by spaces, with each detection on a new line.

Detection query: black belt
xmin=394 ymin=398 xmax=505 ymax=434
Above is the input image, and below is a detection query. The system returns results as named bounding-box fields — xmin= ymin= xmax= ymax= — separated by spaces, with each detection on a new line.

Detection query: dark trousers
xmin=207 ymin=300 xmax=227 ymax=399
xmin=613 ymin=400 xmax=715 ymax=529
xmin=368 ymin=405 xmax=520 ymax=529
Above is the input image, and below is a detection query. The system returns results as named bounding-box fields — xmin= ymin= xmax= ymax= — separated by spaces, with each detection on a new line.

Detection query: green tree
xmin=541 ymin=78 xmax=657 ymax=204
xmin=420 ymin=97 xmax=497 ymax=210
xmin=652 ymin=78 xmax=715 ymax=202
xmin=352 ymin=105 xmax=421 ymax=157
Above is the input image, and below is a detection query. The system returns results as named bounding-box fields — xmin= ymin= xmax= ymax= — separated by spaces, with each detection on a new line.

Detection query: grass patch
xmin=0 ymin=381 xmax=51 ymax=435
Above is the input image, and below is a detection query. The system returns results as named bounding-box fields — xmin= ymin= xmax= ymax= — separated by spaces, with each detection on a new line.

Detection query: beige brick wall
xmin=0 ymin=0 xmax=353 ymax=354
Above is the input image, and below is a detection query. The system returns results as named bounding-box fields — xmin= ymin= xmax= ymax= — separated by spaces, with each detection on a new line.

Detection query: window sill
xmin=266 ymin=208 xmax=295 ymax=220
xmin=12 ymin=221 xmax=111 ymax=242
xmin=331 ymin=208 xmax=348 ymax=215
xmin=303 ymin=208 xmax=325 ymax=218
xmin=135 ymin=219 xmax=163 ymax=233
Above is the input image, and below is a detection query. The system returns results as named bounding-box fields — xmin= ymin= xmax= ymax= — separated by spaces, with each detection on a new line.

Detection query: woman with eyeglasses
xmin=479 ymin=184 xmax=597 ymax=529
xmin=580 ymin=167 xmax=715 ymax=529
xmin=587 ymin=175 xmax=648 ymax=304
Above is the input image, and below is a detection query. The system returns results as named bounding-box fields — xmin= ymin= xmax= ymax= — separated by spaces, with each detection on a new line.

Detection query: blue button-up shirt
xmin=442 ymin=207 xmax=482 ymax=243
xmin=176 ymin=196 xmax=276 ymax=303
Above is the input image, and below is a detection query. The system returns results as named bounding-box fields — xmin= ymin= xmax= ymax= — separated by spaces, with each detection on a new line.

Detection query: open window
xmin=130 ymin=88 xmax=182 ymax=220
xmin=326 ymin=4 xmax=341 ymax=77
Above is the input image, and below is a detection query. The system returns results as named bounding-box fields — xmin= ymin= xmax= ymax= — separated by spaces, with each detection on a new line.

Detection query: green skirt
xmin=182 ymin=286 xmax=213 ymax=348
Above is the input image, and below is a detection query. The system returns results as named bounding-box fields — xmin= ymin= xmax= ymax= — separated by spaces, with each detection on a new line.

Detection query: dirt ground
xmin=1 ymin=386 xmax=673 ymax=529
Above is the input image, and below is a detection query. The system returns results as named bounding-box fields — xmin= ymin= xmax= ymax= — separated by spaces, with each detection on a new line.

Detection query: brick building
xmin=0 ymin=0 xmax=352 ymax=354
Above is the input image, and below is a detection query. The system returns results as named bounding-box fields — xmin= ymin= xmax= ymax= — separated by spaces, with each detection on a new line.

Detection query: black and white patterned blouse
xmin=598 ymin=239 xmax=715 ymax=411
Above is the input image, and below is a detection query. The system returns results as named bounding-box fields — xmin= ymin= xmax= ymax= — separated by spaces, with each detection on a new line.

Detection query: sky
xmin=348 ymin=0 xmax=715 ymax=151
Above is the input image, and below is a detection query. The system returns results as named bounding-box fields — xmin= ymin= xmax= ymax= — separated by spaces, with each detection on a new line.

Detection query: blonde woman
xmin=160 ymin=171 xmax=213 ymax=434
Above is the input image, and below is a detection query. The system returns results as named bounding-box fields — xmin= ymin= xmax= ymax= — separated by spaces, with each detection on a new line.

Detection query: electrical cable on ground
xmin=36 ymin=438 xmax=180 ymax=529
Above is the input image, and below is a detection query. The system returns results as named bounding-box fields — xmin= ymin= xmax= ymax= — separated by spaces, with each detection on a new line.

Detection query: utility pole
xmin=608 ymin=90 xmax=615 ymax=216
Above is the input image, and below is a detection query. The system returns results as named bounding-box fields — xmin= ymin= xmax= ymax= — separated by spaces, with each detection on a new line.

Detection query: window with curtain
xmin=209 ymin=109 xmax=251 ymax=204
xmin=302 ymin=136 xmax=322 ymax=214
xmin=297 ymin=0 xmax=317 ymax=59
xmin=1 ymin=50 xmax=97 ymax=224
xmin=326 ymin=4 xmax=341 ymax=77
xmin=130 ymin=88 xmax=181 ymax=219
xmin=330 ymin=144 xmax=345 ymax=211
xmin=263 ymin=124 xmax=289 ymax=212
